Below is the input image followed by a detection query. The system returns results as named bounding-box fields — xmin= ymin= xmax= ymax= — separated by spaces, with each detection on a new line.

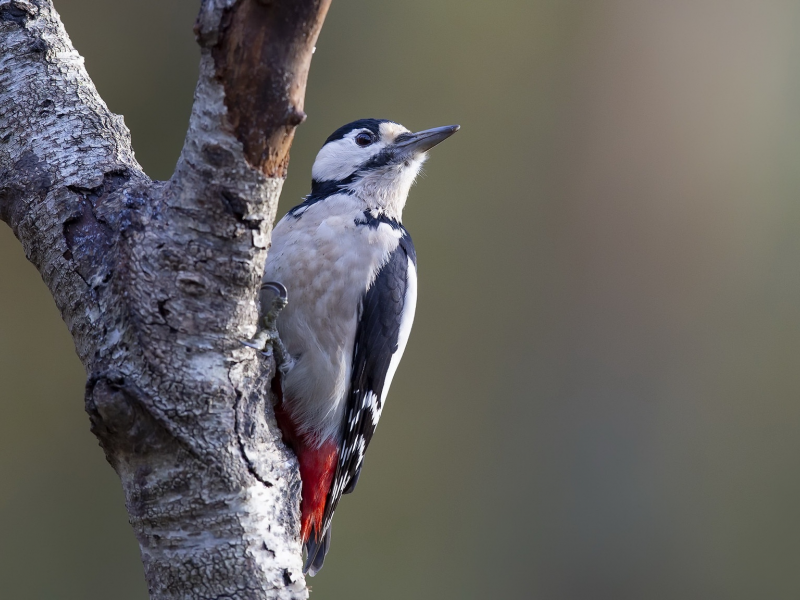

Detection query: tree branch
xmin=0 ymin=0 xmax=329 ymax=598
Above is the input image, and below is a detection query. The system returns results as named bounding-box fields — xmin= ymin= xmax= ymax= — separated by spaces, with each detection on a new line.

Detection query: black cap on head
xmin=324 ymin=119 xmax=394 ymax=144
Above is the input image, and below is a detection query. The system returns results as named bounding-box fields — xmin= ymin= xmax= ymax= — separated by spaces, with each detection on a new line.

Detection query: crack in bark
xmin=235 ymin=386 xmax=275 ymax=489
xmin=86 ymin=373 xmax=202 ymax=464
xmin=86 ymin=372 xmax=209 ymax=463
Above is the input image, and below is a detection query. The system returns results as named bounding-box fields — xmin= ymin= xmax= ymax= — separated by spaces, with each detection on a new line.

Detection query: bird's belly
xmin=263 ymin=208 xmax=402 ymax=442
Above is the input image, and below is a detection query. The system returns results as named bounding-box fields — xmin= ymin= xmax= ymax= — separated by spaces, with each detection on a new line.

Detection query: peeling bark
xmin=204 ymin=0 xmax=328 ymax=177
xmin=0 ymin=0 xmax=330 ymax=598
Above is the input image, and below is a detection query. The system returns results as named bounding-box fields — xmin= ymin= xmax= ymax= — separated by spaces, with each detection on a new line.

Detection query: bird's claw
xmin=240 ymin=281 xmax=293 ymax=374
xmin=239 ymin=331 xmax=271 ymax=352
xmin=259 ymin=281 xmax=288 ymax=330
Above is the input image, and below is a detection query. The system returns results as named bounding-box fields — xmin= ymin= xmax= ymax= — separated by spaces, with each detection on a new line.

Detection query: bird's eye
xmin=355 ymin=132 xmax=374 ymax=147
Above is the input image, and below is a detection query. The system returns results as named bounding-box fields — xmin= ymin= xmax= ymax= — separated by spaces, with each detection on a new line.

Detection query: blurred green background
xmin=3 ymin=0 xmax=800 ymax=598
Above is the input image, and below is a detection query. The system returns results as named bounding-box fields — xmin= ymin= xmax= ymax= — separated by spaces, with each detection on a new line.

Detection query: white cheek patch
xmin=312 ymin=138 xmax=369 ymax=182
xmin=312 ymin=131 xmax=390 ymax=182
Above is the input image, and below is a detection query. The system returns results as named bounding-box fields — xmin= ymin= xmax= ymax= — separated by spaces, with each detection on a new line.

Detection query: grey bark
xmin=0 ymin=0 xmax=329 ymax=598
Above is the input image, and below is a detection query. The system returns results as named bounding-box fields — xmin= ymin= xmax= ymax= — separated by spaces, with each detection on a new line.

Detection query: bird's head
xmin=310 ymin=119 xmax=459 ymax=220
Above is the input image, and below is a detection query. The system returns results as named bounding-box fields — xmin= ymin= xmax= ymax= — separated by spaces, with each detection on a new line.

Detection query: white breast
xmin=263 ymin=194 xmax=403 ymax=445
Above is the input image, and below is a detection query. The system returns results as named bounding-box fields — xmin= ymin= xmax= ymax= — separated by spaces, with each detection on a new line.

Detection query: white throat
xmin=346 ymin=156 xmax=426 ymax=222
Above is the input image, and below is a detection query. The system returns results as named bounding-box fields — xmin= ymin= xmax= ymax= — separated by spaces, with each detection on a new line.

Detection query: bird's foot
xmin=240 ymin=281 xmax=294 ymax=374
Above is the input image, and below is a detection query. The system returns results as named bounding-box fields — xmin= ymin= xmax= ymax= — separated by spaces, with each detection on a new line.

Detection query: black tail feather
xmin=303 ymin=526 xmax=332 ymax=577
xmin=342 ymin=466 xmax=362 ymax=494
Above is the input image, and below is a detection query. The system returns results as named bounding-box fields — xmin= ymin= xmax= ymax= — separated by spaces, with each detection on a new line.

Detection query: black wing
xmin=304 ymin=234 xmax=417 ymax=574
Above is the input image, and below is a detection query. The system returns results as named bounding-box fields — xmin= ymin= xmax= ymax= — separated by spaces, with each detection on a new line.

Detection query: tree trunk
xmin=0 ymin=0 xmax=330 ymax=598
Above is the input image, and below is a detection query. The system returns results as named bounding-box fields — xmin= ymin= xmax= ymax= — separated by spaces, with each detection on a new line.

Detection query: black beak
xmin=395 ymin=124 xmax=460 ymax=157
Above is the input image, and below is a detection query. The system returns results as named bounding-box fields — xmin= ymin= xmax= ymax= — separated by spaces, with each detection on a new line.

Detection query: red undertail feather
xmin=297 ymin=440 xmax=338 ymax=542
xmin=274 ymin=397 xmax=338 ymax=543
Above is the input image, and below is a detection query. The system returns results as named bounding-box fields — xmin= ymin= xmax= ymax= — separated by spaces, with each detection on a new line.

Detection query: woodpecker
xmin=260 ymin=118 xmax=459 ymax=575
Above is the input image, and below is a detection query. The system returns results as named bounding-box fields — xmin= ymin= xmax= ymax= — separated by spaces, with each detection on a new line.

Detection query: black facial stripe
xmin=310 ymin=175 xmax=357 ymax=198
xmin=294 ymin=148 xmax=398 ymax=219
xmin=355 ymin=209 xmax=401 ymax=231
xmin=358 ymin=147 xmax=396 ymax=171
xmin=288 ymin=149 xmax=398 ymax=219
xmin=324 ymin=118 xmax=393 ymax=144
xmin=287 ymin=176 xmax=356 ymax=217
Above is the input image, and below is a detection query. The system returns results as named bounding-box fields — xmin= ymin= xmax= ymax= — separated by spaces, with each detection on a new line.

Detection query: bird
xmin=260 ymin=118 xmax=459 ymax=575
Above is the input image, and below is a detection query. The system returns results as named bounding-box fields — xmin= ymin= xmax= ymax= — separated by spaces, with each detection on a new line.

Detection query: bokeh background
xmin=3 ymin=1 xmax=800 ymax=598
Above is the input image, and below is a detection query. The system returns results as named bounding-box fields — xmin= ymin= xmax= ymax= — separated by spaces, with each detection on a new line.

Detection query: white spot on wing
xmin=365 ymin=390 xmax=381 ymax=425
